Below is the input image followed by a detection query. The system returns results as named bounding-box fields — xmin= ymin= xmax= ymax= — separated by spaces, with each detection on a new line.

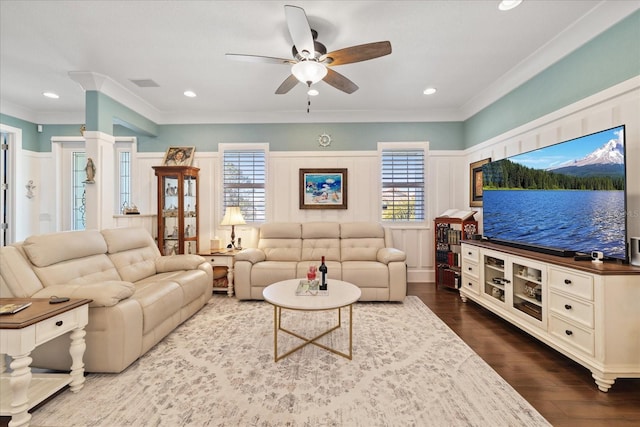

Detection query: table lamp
xmin=220 ymin=206 xmax=246 ymax=249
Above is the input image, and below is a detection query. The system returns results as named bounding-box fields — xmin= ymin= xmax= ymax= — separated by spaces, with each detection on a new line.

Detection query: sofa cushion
xmin=259 ymin=239 xmax=302 ymax=262
xmin=102 ymin=227 xmax=159 ymax=254
xmin=23 ymin=229 xmax=107 ymax=267
xmin=32 ymin=281 xmax=135 ymax=308
xmin=131 ymin=281 xmax=183 ymax=334
xmin=250 ymin=261 xmax=298 ymax=287
xmin=302 ymin=222 xmax=340 ymax=239
xmin=301 ymin=222 xmax=340 ymax=261
xmin=341 ymin=238 xmax=385 ymax=261
xmin=140 ymin=270 xmax=209 ymax=306
xmin=340 ymin=222 xmax=386 ymax=261
xmin=342 ymin=261 xmax=390 ymax=288
xmin=0 ymin=245 xmax=44 ymax=297
xmin=340 ymin=222 xmax=385 ymax=239
xmin=258 ymin=223 xmax=302 ymax=261
xmin=33 ymin=254 xmax=122 ymax=288
xmin=260 ymin=223 xmax=301 ymax=239
xmin=156 ymin=254 xmax=206 ymax=273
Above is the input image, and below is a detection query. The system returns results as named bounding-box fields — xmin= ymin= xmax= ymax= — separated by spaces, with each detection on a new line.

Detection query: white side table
xmin=199 ymin=250 xmax=238 ymax=297
xmin=0 ymin=298 xmax=90 ymax=427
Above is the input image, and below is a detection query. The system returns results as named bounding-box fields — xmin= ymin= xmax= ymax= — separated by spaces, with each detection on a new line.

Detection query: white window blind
xmin=223 ymin=149 xmax=266 ymax=222
xmin=380 ymin=148 xmax=425 ymax=221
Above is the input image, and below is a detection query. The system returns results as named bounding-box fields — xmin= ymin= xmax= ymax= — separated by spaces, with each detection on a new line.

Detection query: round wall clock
xmin=318 ymin=133 xmax=332 ymax=147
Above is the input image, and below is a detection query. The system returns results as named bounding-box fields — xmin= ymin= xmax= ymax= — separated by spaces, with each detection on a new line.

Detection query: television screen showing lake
xmin=483 ymin=190 xmax=626 ymax=259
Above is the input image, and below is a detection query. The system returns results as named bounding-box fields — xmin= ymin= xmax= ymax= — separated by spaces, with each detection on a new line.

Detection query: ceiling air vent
xmin=130 ymin=79 xmax=160 ymax=88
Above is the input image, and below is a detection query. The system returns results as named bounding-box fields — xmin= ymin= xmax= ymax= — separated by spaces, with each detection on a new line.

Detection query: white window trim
xmin=378 ymin=141 xmax=429 ymax=225
xmin=218 ymin=142 xmax=269 ymax=223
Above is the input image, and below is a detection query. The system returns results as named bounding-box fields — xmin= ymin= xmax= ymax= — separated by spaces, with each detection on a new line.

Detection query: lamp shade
xmin=220 ymin=206 xmax=246 ymax=226
xmin=291 ymin=60 xmax=327 ymax=85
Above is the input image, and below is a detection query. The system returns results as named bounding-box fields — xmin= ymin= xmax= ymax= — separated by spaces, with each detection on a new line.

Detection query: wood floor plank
xmin=410 ymin=283 xmax=640 ymax=426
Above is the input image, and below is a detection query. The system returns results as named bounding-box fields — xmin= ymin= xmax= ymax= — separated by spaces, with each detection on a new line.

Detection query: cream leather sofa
xmin=0 ymin=227 xmax=212 ymax=373
xmin=234 ymin=222 xmax=407 ymax=301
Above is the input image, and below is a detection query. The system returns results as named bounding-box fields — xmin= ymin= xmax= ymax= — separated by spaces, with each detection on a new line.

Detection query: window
xmin=115 ymin=138 xmax=136 ymax=213
xmin=72 ymin=151 xmax=86 ymax=230
xmin=220 ymin=144 xmax=267 ymax=222
xmin=118 ymin=150 xmax=131 ymax=210
xmin=379 ymin=142 xmax=427 ymax=222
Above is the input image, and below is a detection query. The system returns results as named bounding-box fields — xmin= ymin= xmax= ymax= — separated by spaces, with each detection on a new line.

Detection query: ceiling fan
xmin=226 ymin=5 xmax=392 ymax=95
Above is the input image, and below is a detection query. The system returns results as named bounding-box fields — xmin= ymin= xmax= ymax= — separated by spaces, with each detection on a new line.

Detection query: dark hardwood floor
xmin=409 ymin=282 xmax=640 ymax=427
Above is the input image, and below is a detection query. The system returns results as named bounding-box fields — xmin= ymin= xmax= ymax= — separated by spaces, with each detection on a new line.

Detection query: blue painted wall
xmin=464 ymin=10 xmax=640 ymax=147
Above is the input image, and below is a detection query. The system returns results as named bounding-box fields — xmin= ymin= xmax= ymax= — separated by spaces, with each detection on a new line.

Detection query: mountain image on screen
xmin=482 ymin=125 xmax=627 ymax=261
xmin=546 ymin=137 xmax=624 ymax=179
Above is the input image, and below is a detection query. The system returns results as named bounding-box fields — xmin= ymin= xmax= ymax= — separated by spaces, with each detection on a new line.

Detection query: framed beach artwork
xmin=299 ymin=168 xmax=347 ymax=209
xmin=162 ymin=146 xmax=195 ymax=166
xmin=469 ymin=158 xmax=490 ymax=207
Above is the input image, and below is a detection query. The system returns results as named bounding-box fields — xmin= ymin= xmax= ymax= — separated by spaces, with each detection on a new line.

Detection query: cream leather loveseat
xmin=0 ymin=227 xmax=212 ymax=373
xmin=234 ymin=222 xmax=406 ymax=301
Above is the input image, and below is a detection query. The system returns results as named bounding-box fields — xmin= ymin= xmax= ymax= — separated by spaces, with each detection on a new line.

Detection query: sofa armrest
xmin=377 ymin=247 xmax=406 ymax=264
xmin=32 ymin=281 xmax=135 ymax=308
xmin=234 ymin=248 xmax=266 ymax=264
xmin=155 ymin=254 xmax=206 ymax=272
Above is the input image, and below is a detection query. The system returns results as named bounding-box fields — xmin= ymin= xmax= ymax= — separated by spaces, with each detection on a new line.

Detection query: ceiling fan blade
xmin=225 ymin=53 xmax=294 ymax=65
xmin=284 ymin=5 xmax=314 ymax=58
xmin=321 ymin=41 xmax=392 ymax=66
xmin=323 ymin=68 xmax=358 ymax=94
xmin=275 ymin=74 xmax=300 ymax=94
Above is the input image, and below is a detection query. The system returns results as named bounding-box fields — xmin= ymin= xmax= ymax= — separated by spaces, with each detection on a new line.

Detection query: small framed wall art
xmin=299 ymin=168 xmax=347 ymax=209
xmin=162 ymin=146 xmax=195 ymax=166
xmin=469 ymin=158 xmax=490 ymax=207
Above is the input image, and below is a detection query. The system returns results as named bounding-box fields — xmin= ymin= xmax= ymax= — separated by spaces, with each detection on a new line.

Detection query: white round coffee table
xmin=263 ymin=279 xmax=361 ymax=361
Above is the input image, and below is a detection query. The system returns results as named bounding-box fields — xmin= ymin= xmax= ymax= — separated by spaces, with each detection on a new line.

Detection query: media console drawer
xmin=461 ymin=274 xmax=480 ymax=294
xmin=463 ymin=261 xmax=479 ymax=279
xmin=549 ymin=291 xmax=594 ymax=328
xmin=548 ymin=267 xmax=593 ymax=301
xmin=462 ymin=245 xmax=479 ymax=262
xmin=549 ymin=314 xmax=594 ymax=356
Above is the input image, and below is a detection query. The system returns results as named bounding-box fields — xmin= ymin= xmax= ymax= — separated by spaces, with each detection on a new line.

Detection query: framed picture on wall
xmin=299 ymin=168 xmax=348 ymax=209
xmin=162 ymin=146 xmax=195 ymax=166
xmin=470 ymin=158 xmax=490 ymax=207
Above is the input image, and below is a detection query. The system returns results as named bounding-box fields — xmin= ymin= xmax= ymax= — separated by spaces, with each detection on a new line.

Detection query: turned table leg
xmin=69 ymin=327 xmax=87 ymax=392
xmin=8 ymin=353 xmax=32 ymax=427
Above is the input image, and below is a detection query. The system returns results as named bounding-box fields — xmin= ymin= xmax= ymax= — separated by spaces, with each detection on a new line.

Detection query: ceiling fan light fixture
xmin=498 ymin=0 xmax=523 ymax=11
xmin=291 ymin=60 xmax=327 ymax=85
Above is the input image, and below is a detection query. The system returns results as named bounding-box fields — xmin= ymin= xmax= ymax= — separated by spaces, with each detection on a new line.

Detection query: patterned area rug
xmin=30 ymin=295 xmax=550 ymax=426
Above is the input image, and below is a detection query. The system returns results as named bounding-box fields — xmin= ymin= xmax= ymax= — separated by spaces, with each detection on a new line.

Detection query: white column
xmin=83 ymin=131 xmax=116 ymax=230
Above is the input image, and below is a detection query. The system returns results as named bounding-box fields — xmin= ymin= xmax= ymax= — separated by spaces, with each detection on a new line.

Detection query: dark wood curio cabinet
xmin=153 ymin=166 xmax=199 ymax=255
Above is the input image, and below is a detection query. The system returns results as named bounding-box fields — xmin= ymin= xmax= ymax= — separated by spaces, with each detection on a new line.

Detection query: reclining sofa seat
xmin=234 ymin=222 xmax=406 ymax=301
xmin=0 ymin=227 xmax=212 ymax=373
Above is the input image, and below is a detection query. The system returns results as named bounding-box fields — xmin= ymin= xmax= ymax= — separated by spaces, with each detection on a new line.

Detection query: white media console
xmin=460 ymin=240 xmax=640 ymax=392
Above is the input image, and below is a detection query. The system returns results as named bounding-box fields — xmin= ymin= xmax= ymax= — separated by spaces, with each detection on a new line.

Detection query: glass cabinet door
xmin=162 ymin=175 xmax=180 ymax=255
xmin=183 ymin=174 xmax=197 ymax=254
xmin=483 ymin=253 xmax=507 ymax=305
xmin=511 ymin=260 xmax=545 ymax=323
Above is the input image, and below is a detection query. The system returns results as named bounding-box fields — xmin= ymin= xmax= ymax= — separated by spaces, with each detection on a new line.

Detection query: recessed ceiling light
xmin=184 ymin=90 xmax=197 ymax=98
xmin=498 ymin=0 xmax=523 ymax=11
xmin=307 ymin=89 xmax=319 ymax=96
xmin=43 ymin=91 xmax=59 ymax=99
xmin=423 ymin=87 xmax=437 ymax=95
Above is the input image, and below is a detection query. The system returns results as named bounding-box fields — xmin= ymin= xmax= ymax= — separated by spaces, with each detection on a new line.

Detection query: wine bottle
xmin=319 ymin=256 xmax=328 ymax=290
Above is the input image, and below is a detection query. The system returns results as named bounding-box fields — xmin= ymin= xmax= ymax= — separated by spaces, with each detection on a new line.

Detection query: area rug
xmin=30 ymin=295 xmax=550 ymax=427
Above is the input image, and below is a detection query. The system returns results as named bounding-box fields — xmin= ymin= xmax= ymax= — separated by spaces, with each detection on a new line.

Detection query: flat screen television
xmin=482 ymin=125 xmax=628 ymax=262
